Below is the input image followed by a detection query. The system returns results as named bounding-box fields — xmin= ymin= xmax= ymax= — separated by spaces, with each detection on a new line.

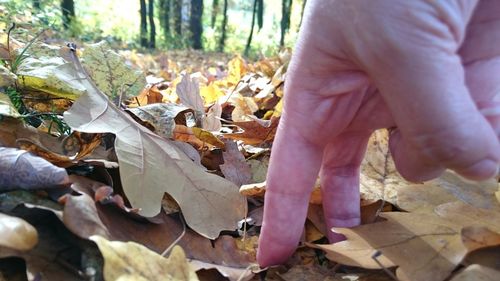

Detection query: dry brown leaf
xmin=63 ymin=49 xmax=246 ymax=239
xmin=189 ymin=260 xmax=255 ymax=281
xmin=362 ymin=130 xmax=500 ymax=210
xmin=461 ymin=226 xmax=500 ymax=252
xmin=311 ymin=212 xmax=467 ymax=281
xmin=434 ymin=201 xmax=500 ymax=233
xmin=224 ymin=117 xmax=279 ymax=145
xmin=220 ymin=140 xmax=251 ymax=187
xmin=450 ymin=264 xmax=500 ymax=281
xmin=360 ymin=130 xmax=410 ymax=205
xmin=176 ymin=73 xmax=204 ymax=113
xmin=0 ymin=213 xmax=38 ymax=251
xmin=62 ymin=193 xmax=110 ymax=239
xmin=173 ymin=125 xmax=224 ymax=149
xmin=69 ymin=176 xmax=254 ymax=268
xmin=127 ymin=103 xmax=192 ymax=138
xmin=91 ymin=236 xmax=199 ymax=281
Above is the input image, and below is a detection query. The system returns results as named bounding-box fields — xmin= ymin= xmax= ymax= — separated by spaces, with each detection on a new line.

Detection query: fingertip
xmin=454 ymin=159 xmax=499 ymax=181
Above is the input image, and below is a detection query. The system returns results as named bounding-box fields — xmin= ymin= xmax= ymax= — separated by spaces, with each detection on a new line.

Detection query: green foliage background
xmin=1 ymin=0 xmax=303 ymax=57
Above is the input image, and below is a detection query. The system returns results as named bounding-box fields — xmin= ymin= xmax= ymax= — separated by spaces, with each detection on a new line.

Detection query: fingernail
xmin=458 ymin=159 xmax=499 ymax=181
xmin=479 ymin=106 xmax=500 ymax=117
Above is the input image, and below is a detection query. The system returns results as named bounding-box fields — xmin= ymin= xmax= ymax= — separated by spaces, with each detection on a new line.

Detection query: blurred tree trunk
xmin=256 ymin=0 xmax=263 ymax=30
xmin=298 ymin=0 xmax=307 ymax=29
xmin=244 ymin=0 xmax=258 ymax=56
xmin=148 ymin=0 xmax=156 ymax=48
xmin=140 ymin=0 xmax=148 ymax=47
xmin=33 ymin=0 xmax=41 ymax=10
xmin=61 ymin=0 xmax=75 ymax=29
xmin=172 ymin=0 xmax=182 ymax=36
xmin=211 ymin=0 xmax=219 ymax=28
xmin=159 ymin=0 xmax=171 ymax=39
xmin=190 ymin=0 xmax=204 ymax=49
xmin=217 ymin=0 xmax=228 ymax=52
xmin=280 ymin=0 xmax=292 ymax=47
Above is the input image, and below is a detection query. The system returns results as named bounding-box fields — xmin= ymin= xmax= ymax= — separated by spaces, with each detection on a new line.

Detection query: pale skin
xmin=257 ymin=0 xmax=500 ymax=267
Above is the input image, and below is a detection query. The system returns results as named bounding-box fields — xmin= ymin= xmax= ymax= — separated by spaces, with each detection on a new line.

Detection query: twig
xmin=371 ymin=251 xmax=398 ymax=281
xmin=161 ymin=213 xmax=187 ymax=257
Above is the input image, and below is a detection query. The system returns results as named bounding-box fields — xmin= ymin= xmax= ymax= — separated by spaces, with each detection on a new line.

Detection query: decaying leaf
xmin=0 ymin=213 xmax=38 ymax=251
xmin=460 ymin=226 xmax=500 ymax=252
xmin=63 ymin=48 xmax=246 ymax=239
xmin=91 ymin=236 xmax=199 ymax=281
xmin=224 ymin=117 xmax=279 ymax=145
xmin=176 ymin=73 xmax=204 ymax=113
xmin=0 ymin=64 xmax=16 ymax=87
xmin=62 ymin=193 xmax=110 ymax=239
xmin=240 ymin=180 xmax=322 ymax=204
xmin=220 ymin=140 xmax=251 ymax=187
xmin=82 ymin=41 xmax=146 ymax=101
xmin=312 ymin=212 xmax=467 ymax=281
xmin=127 ymin=102 xmax=192 ymax=138
xmin=0 ymin=92 xmax=20 ymax=118
xmin=450 ymin=264 xmax=500 ymax=281
xmin=434 ymin=201 xmax=500 ymax=233
xmin=0 ymin=147 xmax=69 ymax=190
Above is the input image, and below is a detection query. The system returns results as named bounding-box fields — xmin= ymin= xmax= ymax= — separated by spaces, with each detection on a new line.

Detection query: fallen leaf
xmin=63 ymin=48 xmax=246 ymax=239
xmin=200 ymin=83 xmax=225 ymax=105
xmin=231 ymin=94 xmax=259 ymax=122
xmin=82 ymin=41 xmax=146 ymax=102
xmin=460 ymin=226 xmax=500 ymax=252
xmin=434 ymin=201 xmax=500 ymax=233
xmin=203 ymin=101 xmax=222 ymax=132
xmin=0 ymin=213 xmax=38 ymax=251
xmin=17 ymin=56 xmax=85 ymax=100
xmin=311 ymin=212 xmax=467 ymax=281
xmin=127 ymin=102 xmax=192 ymax=137
xmin=91 ymin=236 xmax=199 ymax=281
xmin=450 ymin=264 xmax=500 ymax=281
xmin=173 ymin=125 xmax=225 ymax=149
xmin=0 ymin=92 xmax=20 ymax=118
xmin=397 ymin=183 xmax=458 ymax=213
xmin=62 ymin=193 xmax=111 ymax=239
xmin=240 ymin=180 xmax=322 ymax=205
xmin=220 ymin=140 xmax=251 ymax=187
xmin=189 ymin=260 xmax=255 ymax=281
xmin=0 ymin=147 xmax=69 ymax=190
xmin=224 ymin=117 xmax=279 ymax=145
xmin=0 ymin=64 xmax=16 ymax=87
xmin=176 ymin=73 xmax=204 ymax=116
xmin=360 ymin=130 xmax=410 ymax=205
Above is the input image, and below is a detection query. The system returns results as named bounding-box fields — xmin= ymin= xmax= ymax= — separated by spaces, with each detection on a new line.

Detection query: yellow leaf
xmin=191 ymin=127 xmax=225 ymax=149
xmin=0 ymin=213 xmax=38 ymax=251
xmin=227 ymin=56 xmax=248 ymax=86
xmin=200 ymin=84 xmax=224 ymax=105
xmin=0 ymin=92 xmax=20 ymax=118
xmin=91 ymin=236 xmax=199 ymax=281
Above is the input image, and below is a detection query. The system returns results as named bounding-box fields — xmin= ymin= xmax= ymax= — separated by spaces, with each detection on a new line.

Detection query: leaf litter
xmin=0 ymin=31 xmax=499 ymax=281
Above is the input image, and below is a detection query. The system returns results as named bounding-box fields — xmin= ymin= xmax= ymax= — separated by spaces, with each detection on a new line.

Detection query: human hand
xmin=258 ymin=0 xmax=500 ymax=267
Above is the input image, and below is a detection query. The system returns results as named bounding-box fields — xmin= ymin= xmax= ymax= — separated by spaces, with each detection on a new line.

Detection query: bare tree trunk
xmin=140 ymin=0 xmax=148 ymax=47
xmin=190 ymin=0 xmax=204 ymax=50
xmin=173 ymin=0 xmax=182 ymax=36
xmin=33 ymin=0 xmax=41 ymax=10
xmin=217 ymin=0 xmax=228 ymax=52
xmin=211 ymin=0 xmax=219 ymax=28
xmin=61 ymin=0 xmax=75 ymax=29
xmin=159 ymin=0 xmax=171 ymax=39
xmin=280 ymin=0 xmax=292 ymax=47
xmin=148 ymin=0 xmax=156 ymax=48
xmin=298 ymin=0 xmax=307 ymax=29
xmin=244 ymin=0 xmax=258 ymax=56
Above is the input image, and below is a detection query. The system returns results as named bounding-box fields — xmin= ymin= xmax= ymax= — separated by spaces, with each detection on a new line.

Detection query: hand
xmin=258 ymin=0 xmax=500 ymax=267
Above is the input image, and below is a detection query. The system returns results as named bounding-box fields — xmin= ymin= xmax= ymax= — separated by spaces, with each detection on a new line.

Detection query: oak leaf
xmin=450 ymin=264 xmax=500 ymax=281
xmin=0 ymin=213 xmax=38 ymax=251
xmin=224 ymin=117 xmax=279 ymax=145
xmin=220 ymin=140 xmax=251 ymax=187
xmin=91 ymin=236 xmax=199 ymax=281
xmin=63 ymin=48 xmax=246 ymax=239
xmin=311 ymin=212 xmax=467 ymax=281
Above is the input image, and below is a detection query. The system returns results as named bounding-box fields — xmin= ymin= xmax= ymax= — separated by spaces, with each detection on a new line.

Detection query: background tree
xmin=298 ymin=0 xmax=307 ymax=29
xmin=61 ymin=0 xmax=75 ymax=30
xmin=140 ymin=0 xmax=148 ymax=47
xmin=190 ymin=0 xmax=203 ymax=50
xmin=172 ymin=0 xmax=182 ymax=37
xmin=33 ymin=0 xmax=41 ymax=10
xmin=148 ymin=0 xmax=156 ymax=48
xmin=244 ymin=0 xmax=263 ymax=56
xmin=218 ymin=0 xmax=228 ymax=52
xmin=280 ymin=0 xmax=293 ymax=47
xmin=159 ymin=0 xmax=171 ymax=39
xmin=211 ymin=0 xmax=219 ymax=28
